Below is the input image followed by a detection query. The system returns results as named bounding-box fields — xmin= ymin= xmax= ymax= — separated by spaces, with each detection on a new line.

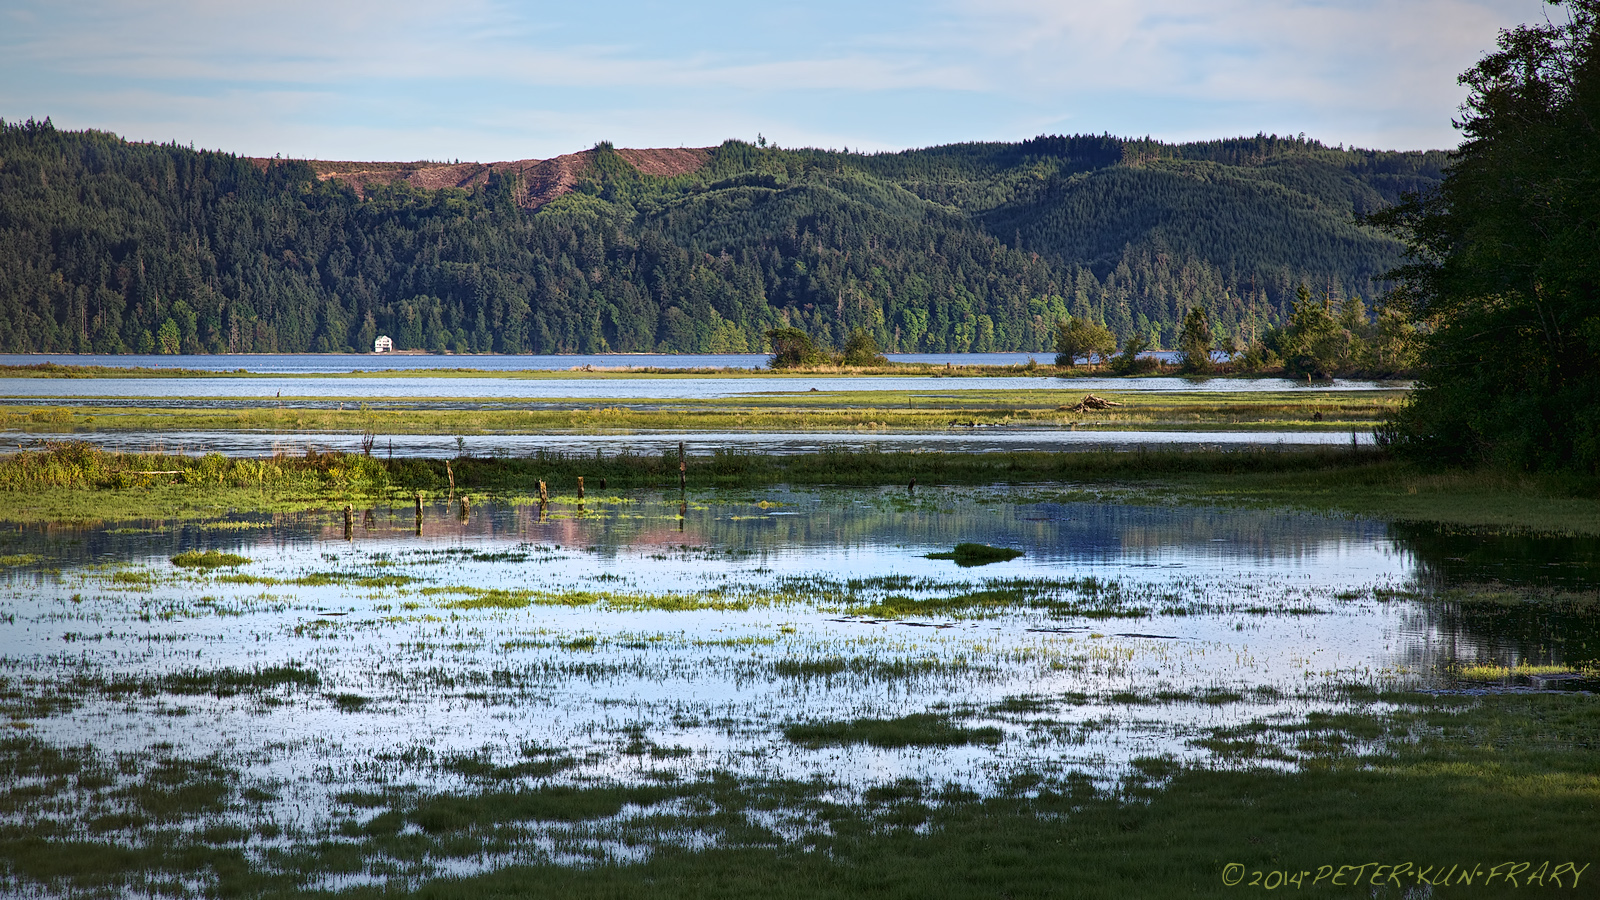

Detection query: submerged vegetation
xmin=0 ymin=689 xmax=1593 ymax=897
xmin=0 ymin=467 xmax=1596 ymax=895
xmin=784 ymin=713 xmax=1003 ymax=749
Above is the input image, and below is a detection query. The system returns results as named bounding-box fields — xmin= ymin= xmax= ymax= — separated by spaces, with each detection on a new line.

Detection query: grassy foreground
xmin=0 ymin=442 xmax=1596 ymax=533
xmin=1 ymin=693 xmax=1592 ymax=898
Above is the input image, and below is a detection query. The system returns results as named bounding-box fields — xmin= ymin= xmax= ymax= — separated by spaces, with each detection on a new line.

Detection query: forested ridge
xmin=0 ymin=119 xmax=1445 ymax=355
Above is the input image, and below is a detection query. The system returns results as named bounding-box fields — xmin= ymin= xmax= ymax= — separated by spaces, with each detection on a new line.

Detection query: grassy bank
xmin=1 ymin=442 xmax=1596 ymax=532
xmin=1 ymin=390 xmax=1403 ymax=434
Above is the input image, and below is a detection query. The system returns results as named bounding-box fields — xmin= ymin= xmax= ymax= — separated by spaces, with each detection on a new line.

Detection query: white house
xmin=373 ymin=335 xmax=394 ymax=353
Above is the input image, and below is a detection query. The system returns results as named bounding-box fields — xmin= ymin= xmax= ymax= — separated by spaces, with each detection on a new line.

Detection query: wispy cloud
xmin=0 ymin=0 xmax=1552 ymax=158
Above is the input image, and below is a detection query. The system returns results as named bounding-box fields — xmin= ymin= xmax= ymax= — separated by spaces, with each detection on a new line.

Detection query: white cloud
xmin=0 ymin=0 xmax=1556 ymax=156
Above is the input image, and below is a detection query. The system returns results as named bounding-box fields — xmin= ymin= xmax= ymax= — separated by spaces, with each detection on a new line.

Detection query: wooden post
xmin=908 ymin=476 xmax=916 ymax=495
xmin=538 ymin=480 xmax=548 ymax=504
xmin=445 ymin=460 xmax=455 ymax=492
xmin=459 ymin=495 xmax=470 ymax=521
xmin=577 ymin=476 xmax=585 ymax=500
xmin=343 ymin=505 xmax=353 ymax=540
xmin=415 ymin=492 xmax=423 ymax=534
xmin=599 ymin=477 xmax=607 ymax=490
xmin=678 ymin=500 xmax=687 ymax=531
xmin=678 ymin=441 xmax=687 ymax=493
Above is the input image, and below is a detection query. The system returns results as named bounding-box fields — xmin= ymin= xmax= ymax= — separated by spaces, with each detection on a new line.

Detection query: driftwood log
xmin=1058 ymin=394 xmax=1125 ymax=413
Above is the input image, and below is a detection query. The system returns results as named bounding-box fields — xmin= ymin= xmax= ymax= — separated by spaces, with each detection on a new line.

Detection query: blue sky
xmin=0 ymin=0 xmax=1551 ymax=161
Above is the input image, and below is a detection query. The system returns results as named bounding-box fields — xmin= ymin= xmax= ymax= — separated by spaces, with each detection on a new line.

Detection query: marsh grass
xmin=169 ymin=550 xmax=249 ymax=569
xmin=784 ymin=713 xmax=1004 ymax=749
xmin=845 ymin=577 xmax=1145 ymax=620
xmin=5 ymin=442 xmax=1597 ymax=533
xmin=1 ymin=689 xmax=1597 ymax=898
xmin=0 ymin=387 xmax=1404 ymax=436
xmin=1455 ymin=662 xmax=1592 ymax=680
xmin=429 ymin=585 xmax=759 ymax=613
xmin=924 ymin=543 xmax=1024 ymax=567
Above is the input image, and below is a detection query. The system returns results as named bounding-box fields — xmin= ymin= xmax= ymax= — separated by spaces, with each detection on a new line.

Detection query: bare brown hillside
xmin=247 ymin=147 xmax=710 ymax=209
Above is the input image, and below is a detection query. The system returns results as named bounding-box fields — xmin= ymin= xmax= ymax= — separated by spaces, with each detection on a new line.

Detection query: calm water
xmin=1 ymin=428 xmax=1376 ymax=457
xmin=0 ymin=374 xmax=1402 ymax=401
xmin=4 ymin=352 xmax=1132 ymax=374
xmin=1 ymin=486 xmax=1591 ymax=878
xmin=3 ymin=488 xmax=1592 ymax=780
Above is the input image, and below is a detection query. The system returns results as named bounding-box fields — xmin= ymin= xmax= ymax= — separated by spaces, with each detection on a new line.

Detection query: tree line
xmin=0 ymin=120 xmax=1438 ymax=355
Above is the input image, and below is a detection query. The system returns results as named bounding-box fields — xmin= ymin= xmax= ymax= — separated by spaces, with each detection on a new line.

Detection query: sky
xmin=0 ymin=0 xmax=1553 ymax=162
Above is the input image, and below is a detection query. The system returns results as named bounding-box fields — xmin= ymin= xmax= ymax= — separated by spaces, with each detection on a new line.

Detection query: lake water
xmin=0 ymin=374 xmax=1402 ymax=402
xmin=4 ymin=352 xmax=1128 ymax=374
xmin=0 ymin=486 xmax=1591 ymax=880
xmin=0 ymin=428 xmax=1375 ymax=457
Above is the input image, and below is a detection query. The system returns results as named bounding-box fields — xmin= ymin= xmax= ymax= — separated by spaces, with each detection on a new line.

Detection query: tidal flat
xmin=1 ymin=485 xmax=1596 ymax=897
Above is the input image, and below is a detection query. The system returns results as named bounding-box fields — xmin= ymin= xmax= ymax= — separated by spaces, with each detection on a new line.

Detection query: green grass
xmin=2 ymin=442 xmax=1598 ymax=534
xmin=429 ymin=585 xmax=756 ymax=613
xmin=924 ymin=543 xmax=1024 ymax=567
xmin=169 ymin=550 xmax=250 ymax=569
xmin=844 ymin=577 xmax=1143 ymax=620
xmin=0 ymin=388 xmax=1403 ymax=435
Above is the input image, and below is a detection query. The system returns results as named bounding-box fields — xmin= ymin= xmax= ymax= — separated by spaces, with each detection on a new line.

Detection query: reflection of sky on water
xmin=0 ymin=429 xmax=1377 ymax=458
xmin=0 ymin=487 xmax=1593 ymax=810
xmin=0 ymin=373 xmax=1401 ymax=400
xmin=0 ymin=351 xmax=1397 ymax=375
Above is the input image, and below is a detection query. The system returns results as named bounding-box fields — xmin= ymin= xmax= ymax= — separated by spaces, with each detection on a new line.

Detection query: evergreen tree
xmin=0 ymin=120 xmax=1442 ymax=356
xmin=1176 ymin=305 xmax=1215 ymax=374
xmin=1371 ymin=0 xmax=1600 ymax=470
xmin=841 ymin=327 xmax=887 ymax=366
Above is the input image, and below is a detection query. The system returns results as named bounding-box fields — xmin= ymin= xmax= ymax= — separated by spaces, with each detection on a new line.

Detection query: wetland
xmin=1 ymin=479 xmax=1597 ymax=897
xmin=0 ymin=361 xmax=1594 ymax=897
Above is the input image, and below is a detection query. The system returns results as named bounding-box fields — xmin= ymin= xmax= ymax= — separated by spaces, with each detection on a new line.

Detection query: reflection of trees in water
xmin=4 ymin=488 xmax=1393 ymax=576
xmin=286 ymin=491 xmax=1386 ymax=564
xmin=1391 ymin=521 xmax=1600 ymax=590
xmin=1388 ymin=522 xmax=1600 ymax=670
xmin=1393 ymin=602 xmax=1597 ymax=671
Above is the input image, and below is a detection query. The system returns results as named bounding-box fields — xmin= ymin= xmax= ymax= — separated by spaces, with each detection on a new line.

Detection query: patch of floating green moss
xmin=171 ymin=550 xmax=250 ymax=569
xmin=925 ymin=543 xmax=1024 ymax=567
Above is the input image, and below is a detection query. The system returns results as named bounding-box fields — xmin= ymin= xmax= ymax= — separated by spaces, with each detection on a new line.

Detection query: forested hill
xmin=0 ymin=118 xmax=1446 ymax=355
